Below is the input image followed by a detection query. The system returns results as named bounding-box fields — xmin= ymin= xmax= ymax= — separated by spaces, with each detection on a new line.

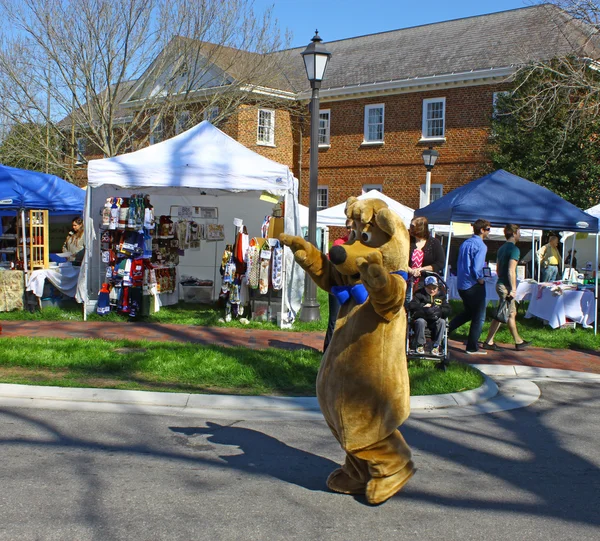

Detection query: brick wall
xmin=297 ymin=83 xmax=511 ymax=211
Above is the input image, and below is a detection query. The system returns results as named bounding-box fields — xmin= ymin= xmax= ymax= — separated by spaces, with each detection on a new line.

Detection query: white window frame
xmin=317 ymin=186 xmax=329 ymax=210
xmin=363 ymin=104 xmax=385 ymax=144
xmin=175 ymin=110 xmax=190 ymax=135
xmin=203 ymin=106 xmax=219 ymax=123
xmin=257 ymin=108 xmax=275 ymax=146
xmin=149 ymin=115 xmax=164 ymax=145
xmin=318 ymin=109 xmax=331 ymax=147
xmin=362 ymin=184 xmax=382 ymax=194
xmin=420 ymin=183 xmax=444 ymax=207
xmin=421 ymin=97 xmax=446 ymax=141
xmin=75 ymin=137 xmax=86 ymax=164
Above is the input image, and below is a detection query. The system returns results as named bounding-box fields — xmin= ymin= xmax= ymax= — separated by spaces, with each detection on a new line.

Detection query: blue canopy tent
xmin=0 ymin=164 xmax=84 ymax=215
xmin=0 ymin=164 xmax=85 ymax=272
xmin=414 ymin=169 xmax=600 ymax=333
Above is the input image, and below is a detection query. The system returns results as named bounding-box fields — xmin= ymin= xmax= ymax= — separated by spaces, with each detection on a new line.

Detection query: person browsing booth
xmin=408 ymin=275 xmax=451 ymax=356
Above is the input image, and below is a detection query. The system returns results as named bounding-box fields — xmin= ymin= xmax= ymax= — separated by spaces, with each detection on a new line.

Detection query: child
xmin=408 ymin=275 xmax=451 ymax=355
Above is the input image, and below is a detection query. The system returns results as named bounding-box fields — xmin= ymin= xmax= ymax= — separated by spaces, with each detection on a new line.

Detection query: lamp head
xmin=301 ymin=30 xmax=332 ymax=87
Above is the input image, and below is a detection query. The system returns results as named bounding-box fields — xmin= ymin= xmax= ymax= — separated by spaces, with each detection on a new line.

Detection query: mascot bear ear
xmin=374 ymin=208 xmax=400 ymax=237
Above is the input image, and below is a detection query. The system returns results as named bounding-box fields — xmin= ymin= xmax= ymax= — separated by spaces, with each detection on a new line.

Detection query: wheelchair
xmin=406 ymin=272 xmax=450 ymax=370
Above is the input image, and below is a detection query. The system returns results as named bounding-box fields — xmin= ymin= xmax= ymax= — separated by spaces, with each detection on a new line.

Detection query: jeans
xmin=449 ymin=282 xmax=487 ymax=352
xmin=413 ymin=317 xmax=446 ymax=347
xmin=541 ymin=265 xmax=559 ymax=283
xmin=324 ymin=293 xmax=341 ymax=352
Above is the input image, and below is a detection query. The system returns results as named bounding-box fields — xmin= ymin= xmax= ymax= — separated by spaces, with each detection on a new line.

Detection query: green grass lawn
xmin=0 ymin=336 xmax=482 ymax=396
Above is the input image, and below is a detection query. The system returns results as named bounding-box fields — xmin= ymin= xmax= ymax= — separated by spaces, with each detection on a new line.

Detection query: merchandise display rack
xmin=17 ymin=209 xmax=49 ymax=270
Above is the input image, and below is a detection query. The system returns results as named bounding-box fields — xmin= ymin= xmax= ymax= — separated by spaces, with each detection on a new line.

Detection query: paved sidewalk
xmin=1 ymin=320 xmax=599 ymax=374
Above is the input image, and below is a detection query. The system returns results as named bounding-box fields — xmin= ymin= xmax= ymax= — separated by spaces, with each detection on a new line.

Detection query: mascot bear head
xmin=328 ymin=197 xmax=409 ymax=283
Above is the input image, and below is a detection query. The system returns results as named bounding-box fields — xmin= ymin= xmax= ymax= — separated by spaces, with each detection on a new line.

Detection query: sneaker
xmin=431 ymin=346 xmax=440 ymax=356
xmin=465 ymin=349 xmax=488 ymax=355
xmin=416 ymin=346 xmax=425 ymax=354
xmin=481 ymin=342 xmax=502 ymax=351
xmin=515 ymin=340 xmax=532 ymax=351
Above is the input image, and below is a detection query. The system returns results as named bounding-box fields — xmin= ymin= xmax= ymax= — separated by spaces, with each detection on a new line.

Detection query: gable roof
xmin=274 ymin=4 xmax=600 ymax=97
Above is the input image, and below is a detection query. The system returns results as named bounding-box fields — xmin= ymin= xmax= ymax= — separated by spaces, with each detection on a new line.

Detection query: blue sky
xmin=255 ymin=0 xmax=532 ymax=48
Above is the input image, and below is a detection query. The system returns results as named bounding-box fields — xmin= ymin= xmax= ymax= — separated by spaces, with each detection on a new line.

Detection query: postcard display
xmin=219 ymin=209 xmax=284 ymax=323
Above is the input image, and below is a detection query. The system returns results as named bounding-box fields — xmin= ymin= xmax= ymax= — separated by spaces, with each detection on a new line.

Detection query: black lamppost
xmin=421 ymin=147 xmax=439 ymax=207
xmin=299 ymin=31 xmax=332 ymax=321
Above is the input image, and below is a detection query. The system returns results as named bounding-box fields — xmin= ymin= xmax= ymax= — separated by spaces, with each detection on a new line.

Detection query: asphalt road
xmin=0 ymin=382 xmax=599 ymax=541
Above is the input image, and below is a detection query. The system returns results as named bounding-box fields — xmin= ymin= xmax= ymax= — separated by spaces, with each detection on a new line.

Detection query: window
xmin=203 ymin=106 xmax=219 ymax=123
xmin=175 ymin=110 xmax=190 ymax=135
xmin=492 ymin=91 xmax=510 ymax=118
xmin=149 ymin=115 xmax=164 ymax=145
xmin=362 ymin=184 xmax=382 ymax=194
xmin=75 ymin=137 xmax=86 ymax=164
xmin=317 ymin=186 xmax=329 ymax=210
xmin=257 ymin=108 xmax=275 ymax=145
xmin=420 ymin=183 xmax=443 ymax=208
xmin=422 ymin=98 xmax=446 ymax=139
xmin=364 ymin=104 xmax=385 ymax=143
xmin=319 ymin=109 xmax=330 ymax=146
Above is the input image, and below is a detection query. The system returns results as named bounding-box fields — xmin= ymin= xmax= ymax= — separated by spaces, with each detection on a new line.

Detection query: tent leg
xmin=443 ymin=221 xmax=453 ymax=280
xmin=595 ymin=234 xmax=598 ymax=336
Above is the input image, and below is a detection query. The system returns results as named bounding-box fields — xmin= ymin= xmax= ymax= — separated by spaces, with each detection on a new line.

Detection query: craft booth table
xmin=525 ymin=284 xmax=596 ymax=329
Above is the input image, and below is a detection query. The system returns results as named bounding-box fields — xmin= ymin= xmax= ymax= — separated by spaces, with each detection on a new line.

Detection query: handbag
xmin=493 ymin=298 xmax=511 ymax=323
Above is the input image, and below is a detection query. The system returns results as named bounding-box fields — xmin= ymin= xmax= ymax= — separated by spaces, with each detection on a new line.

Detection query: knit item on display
xmin=96 ymin=283 xmax=111 ymax=315
xmin=271 ymin=241 xmax=283 ymax=290
xmin=259 ymin=243 xmax=271 ymax=294
xmin=245 ymin=239 xmax=261 ymax=289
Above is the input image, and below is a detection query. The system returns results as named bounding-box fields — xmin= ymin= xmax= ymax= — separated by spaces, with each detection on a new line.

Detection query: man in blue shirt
xmin=448 ymin=219 xmax=491 ymax=354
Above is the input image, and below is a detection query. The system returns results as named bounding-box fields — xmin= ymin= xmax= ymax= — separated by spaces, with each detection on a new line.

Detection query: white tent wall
xmin=83 ymin=184 xmax=303 ymax=324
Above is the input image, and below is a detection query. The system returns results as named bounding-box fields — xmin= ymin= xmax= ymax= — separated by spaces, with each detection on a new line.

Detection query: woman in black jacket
xmin=408 ymin=216 xmax=445 ymax=286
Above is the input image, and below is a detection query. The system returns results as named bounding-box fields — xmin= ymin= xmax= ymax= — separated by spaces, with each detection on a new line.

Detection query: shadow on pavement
xmin=170 ymin=421 xmax=336 ymax=492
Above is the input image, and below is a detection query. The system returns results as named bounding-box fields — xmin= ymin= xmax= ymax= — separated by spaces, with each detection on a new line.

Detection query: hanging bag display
xmin=259 ymin=241 xmax=271 ymax=295
xmin=271 ymin=240 xmax=283 ymax=290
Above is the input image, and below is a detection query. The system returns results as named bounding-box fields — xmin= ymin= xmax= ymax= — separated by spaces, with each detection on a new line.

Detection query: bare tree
xmin=0 ymin=0 xmax=295 ymax=182
xmin=511 ymin=1 xmax=600 ymax=133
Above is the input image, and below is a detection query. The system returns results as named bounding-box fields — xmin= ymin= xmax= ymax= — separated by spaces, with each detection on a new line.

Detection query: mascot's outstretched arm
xmin=279 ymin=233 xmax=339 ymax=291
xmin=356 ymin=251 xmax=406 ymax=322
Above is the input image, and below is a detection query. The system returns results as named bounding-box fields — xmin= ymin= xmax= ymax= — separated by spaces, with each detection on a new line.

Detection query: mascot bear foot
xmin=365 ymin=460 xmax=415 ymax=505
xmin=326 ymin=468 xmax=366 ymax=495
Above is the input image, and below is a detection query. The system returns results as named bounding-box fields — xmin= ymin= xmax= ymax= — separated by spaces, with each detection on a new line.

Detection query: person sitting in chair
xmin=62 ymin=216 xmax=85 ymax=265
xmin=408 ymin=275 xmax=451 ymax=356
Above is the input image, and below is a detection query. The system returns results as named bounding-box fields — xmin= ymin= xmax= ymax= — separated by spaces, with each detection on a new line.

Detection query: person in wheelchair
xmin=408 ymin=275 xmax=451 ymax=356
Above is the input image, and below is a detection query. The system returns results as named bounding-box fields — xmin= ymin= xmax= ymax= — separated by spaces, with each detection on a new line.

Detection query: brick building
xmin=74 ymin=5 xmax=595 ymax=212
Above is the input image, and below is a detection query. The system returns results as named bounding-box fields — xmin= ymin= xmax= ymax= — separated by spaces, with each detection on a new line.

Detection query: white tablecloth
xmin=525 ymin=286 xmax=596 ymax=329
xmin=447 ymin=276 xmax=533 ymax=303
xmin=27 ymin=266 xmax=81 ymax=301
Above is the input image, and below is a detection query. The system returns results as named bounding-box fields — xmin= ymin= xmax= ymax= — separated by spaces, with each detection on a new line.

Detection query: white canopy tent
xmin=317 ymin=190 xmax=414 ymax=227
xmin=81 ymin=121 xmax=303 ymax=325
xmin=562 ymin=203 xmax=600 ymax=274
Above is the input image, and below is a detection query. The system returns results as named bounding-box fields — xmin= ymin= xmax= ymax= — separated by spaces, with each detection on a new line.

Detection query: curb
xmin=0 ymin=367 xmax=497 ymax=417
xmin=0 ymin=366 xmax=597 ymax=419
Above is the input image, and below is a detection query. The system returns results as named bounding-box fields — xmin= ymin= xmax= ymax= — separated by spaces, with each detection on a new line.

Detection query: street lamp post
xmin=421 ymin=147 xmax=439 ymax=208
xmin=299 ymin=31 xmax=332 ymax=322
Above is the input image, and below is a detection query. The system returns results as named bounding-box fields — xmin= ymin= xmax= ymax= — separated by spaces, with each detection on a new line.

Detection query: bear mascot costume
xmin=280 ymin=196 xmax=414 ymax=505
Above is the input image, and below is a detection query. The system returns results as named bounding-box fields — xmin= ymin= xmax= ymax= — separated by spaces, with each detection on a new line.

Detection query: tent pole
xmin=444 ymin=221 xmax=453 ymax=280
xmin=595 ymin=233 xmax=598 ymax=336
xmin=21 ymin=209 xmax=28 ymax=273
xmin=531 ymin=233 xmax=535 ymax=280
